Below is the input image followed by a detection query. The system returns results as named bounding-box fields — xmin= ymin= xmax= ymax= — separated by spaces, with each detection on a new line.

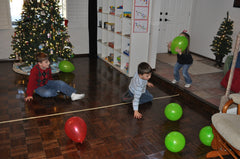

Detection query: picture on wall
xmin=233 ymin=0 xmax=240 ymax=7
xmin=133 ymin=0 xmax=150 ymax=33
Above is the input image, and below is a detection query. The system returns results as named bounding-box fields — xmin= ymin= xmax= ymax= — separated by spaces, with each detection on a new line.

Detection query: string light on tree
xmin=210 ymin=11 xmax=233 ymax=67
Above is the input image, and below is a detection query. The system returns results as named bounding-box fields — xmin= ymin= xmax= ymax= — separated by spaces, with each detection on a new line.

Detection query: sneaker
xmin=171 ymin=79 xmax=178 ymax=84
xmin=71 ymin=93 xmax=85 ymax=101
xmin=184 ymin=84 xmax=191 ymax=88
xmin=122 ymin=91 xmax=134 ymax=102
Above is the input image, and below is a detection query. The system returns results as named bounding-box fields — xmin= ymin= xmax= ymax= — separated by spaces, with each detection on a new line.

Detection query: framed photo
xmin=133 ymin=0 xmax=150 ymax=33
xmin=133 ymin=20 xmax=148 ymax=33
xmin=233 ymin=0 xmax=240 ymax=7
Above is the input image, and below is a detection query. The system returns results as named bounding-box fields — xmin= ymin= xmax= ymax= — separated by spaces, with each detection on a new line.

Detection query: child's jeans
xmin=128 ymin=89 xmax=153 ymax=104
xmin=173 ymin=62 xmax=192 ymax=84
xmin=35 ymin=80 xmax=76 ymax=97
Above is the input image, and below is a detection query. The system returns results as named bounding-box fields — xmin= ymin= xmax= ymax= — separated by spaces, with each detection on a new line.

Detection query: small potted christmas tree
xmin=210 ymin=12 xmax=233 ymax=67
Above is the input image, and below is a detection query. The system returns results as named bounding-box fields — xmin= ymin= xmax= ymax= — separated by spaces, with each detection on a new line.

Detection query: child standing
xmin=25 ymin=52 xmax=85 ymax=102
xmin=168 ymin=31 xmax=193 ymax=88
xmin=122 ymin=62 xmax=154 ymax=119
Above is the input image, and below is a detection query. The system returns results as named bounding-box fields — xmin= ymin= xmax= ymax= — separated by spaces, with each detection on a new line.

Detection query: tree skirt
xmin=13 ymin=62 xmax=60 ymax=75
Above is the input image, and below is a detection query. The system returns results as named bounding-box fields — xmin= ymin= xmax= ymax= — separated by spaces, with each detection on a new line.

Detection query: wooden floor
xmin=0 ymin=57 xmax=232 ymax=159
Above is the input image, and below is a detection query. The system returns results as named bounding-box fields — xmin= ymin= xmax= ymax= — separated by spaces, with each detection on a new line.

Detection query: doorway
xmin=156 ymin=0 xmax=193 ymax=53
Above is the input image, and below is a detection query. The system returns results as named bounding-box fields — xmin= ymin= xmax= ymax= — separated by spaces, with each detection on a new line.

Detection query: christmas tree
xmin=210 ymin=12 xmax=233 ymax=67
xmin=10 ymin=0 xmax=74 ymax=65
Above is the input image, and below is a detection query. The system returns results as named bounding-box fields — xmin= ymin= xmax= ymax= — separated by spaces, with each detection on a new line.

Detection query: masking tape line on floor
xmin=0 ymin=94 xmax=179 ymax=124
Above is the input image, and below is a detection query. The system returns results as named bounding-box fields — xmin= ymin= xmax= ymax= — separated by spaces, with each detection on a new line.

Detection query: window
xmin=10 ymin=0 xmax=23 ymax=25
xmin=10 ymin=0 xmax=66 ymax=27
xmin=59 ymin=0 xmax=67 ymax=18
xmin=233 ymin=0 xmax=240 ymax=7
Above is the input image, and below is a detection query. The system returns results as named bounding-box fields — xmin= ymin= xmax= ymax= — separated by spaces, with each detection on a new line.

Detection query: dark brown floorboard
xmin=0 ymin=57 xmax=233 ymax=158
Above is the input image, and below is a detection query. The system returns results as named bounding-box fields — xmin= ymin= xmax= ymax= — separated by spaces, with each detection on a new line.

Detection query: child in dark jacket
xmin=168 ymin=31 xmax=193 ymax=88
xmin=25 ymin=52 xmax=85 ymax=101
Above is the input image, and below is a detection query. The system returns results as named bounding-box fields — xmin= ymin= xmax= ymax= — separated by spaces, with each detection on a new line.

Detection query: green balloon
xmin=170 ymin=36 xmax=188 ymax=54
xmin=199 ymin=126 xmax=214 ymax=146
xmin=164 ymin=103 xmax=183 ymax=121
xmin=59 ymin=60 xmax=75 ymax=73
xmin=165 ymin=131 xmax=186 ymax=153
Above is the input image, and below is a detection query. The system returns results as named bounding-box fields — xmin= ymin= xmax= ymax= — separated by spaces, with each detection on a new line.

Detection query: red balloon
xmin=64 ymin=117 xmax=87 ymax=143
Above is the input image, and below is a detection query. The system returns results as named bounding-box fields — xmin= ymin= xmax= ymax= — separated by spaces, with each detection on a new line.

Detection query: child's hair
xmin=180 ymin=32 xmax=190 ymax=53
xmin=36 ymin=52 xmax=49 ymax=62
xmin=138 ymin=62 xmax=152 ymax=75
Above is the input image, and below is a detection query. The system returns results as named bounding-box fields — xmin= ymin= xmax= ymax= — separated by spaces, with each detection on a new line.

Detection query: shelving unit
xmin=97 ymin=0 xmax=152 ymax=77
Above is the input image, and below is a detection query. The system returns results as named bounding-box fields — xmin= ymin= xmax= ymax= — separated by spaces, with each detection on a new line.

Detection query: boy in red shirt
xmin=25 ymin=52 xmax=85 ymax=101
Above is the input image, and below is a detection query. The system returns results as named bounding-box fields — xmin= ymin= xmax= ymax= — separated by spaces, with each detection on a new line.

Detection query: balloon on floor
xmin=165 ymin=131 xmax=186 ymax=152
xmin=59 ymin=60 xmax=75 ymax=72
xmin=199 ymin=126 xmax=214 ymax=146
xmin=65 ymin=116 xmax=87 ymax=143
xmin=164 ymin=103 xmax=183 ymax=121
xmin=170 ymin=36 xmax=188 ymax=54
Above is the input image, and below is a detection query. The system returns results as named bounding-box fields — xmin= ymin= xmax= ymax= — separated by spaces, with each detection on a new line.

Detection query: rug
xmin=157 ymin=53 xmax=223 ymax=75
xmin=13 ymin=62 xmax=60 ymax=75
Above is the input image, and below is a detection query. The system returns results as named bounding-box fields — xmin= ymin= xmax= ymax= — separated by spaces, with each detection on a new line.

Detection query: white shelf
xmin=97 ymin=0 xmax=152 ymax=77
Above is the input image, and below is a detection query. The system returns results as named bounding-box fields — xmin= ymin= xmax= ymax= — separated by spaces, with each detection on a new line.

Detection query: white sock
xmin=71 ymin=93 xmax=85 ymax=101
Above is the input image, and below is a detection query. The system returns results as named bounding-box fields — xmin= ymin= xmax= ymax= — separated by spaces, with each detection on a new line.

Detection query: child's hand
xmin=167 ymin=42 xmax=172 ymax=50
xmin=25 ymin=96 xmax=33 ymax=102
xmin=134 ymin=110 xmax=142 ymax=119
xmin=175 ymin=47 xmax=182 ymax=55
xmin=147 ymin=82 xmax=154 ymax=88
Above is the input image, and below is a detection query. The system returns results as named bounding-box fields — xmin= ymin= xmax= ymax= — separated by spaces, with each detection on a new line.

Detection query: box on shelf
xmin=117 ymin=56 xmax=121 ymax=65
xmin=117 ymin=5 xmax=123 ymax=9
xmin=110 ymin=6 xmax=115 ymax=15
xmin=105 ymin=53 xmax=114 ymax=63
xmin=107 ymin=23 xmax=115 ymax=31
xmin=124 ymin=62 xmax=129 ymax=73
xmin=108 ymin=42 xmax=114 ymax=48
xmin=123 ymin=12 xmax=131 ymax=18
xmin=104 ymin=22 xmax=108 ymax=29
xmin=99 ymin=20 xmax=102 ymax=27
xmin=123 ymin=43 xmax=130 ymax=56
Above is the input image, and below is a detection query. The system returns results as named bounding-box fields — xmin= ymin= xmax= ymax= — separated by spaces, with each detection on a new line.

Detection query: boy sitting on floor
xmin=122 ymin=62 xmax=154 ymax=119
xmin=25 ymin=52 xmax=85 ymax=102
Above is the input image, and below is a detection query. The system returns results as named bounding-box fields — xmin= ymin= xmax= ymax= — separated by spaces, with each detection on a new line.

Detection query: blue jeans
xmin=35 ymin=80 xmax=76 ymax=97
xmin=129 ymin=89 xmax=153 ymax=104
xmin=174 ymin=62 xmax=192 ymax=84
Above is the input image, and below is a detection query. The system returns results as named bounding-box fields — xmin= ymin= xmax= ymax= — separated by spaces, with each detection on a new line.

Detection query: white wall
xmin=0 ymin=29 xmax=14 ymax=60
xmin=67 ymin=0 xmax=89 ymax=54
xmin=190 ymin=0 xmax=240 ymax=60
xmin=0 ymin=0 xmax=13 ymax=59
xmin=1 ymin=0 xmax=240 ymax=60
